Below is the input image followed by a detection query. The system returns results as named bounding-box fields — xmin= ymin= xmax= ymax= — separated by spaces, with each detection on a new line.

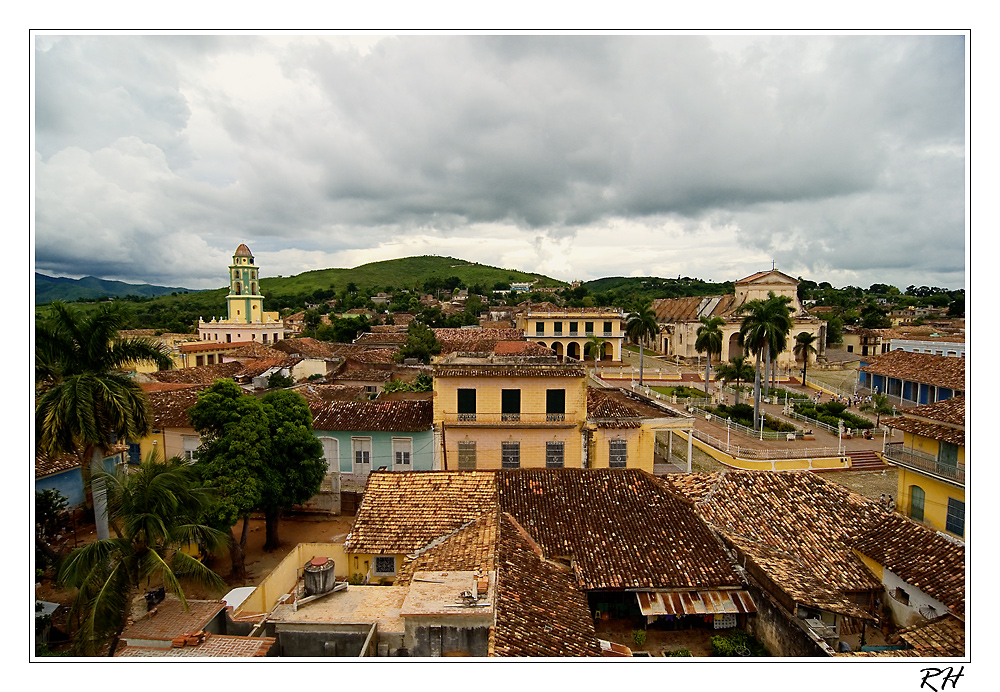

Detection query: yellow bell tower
xmin=227 ymin=244 xmax=265 ymax=324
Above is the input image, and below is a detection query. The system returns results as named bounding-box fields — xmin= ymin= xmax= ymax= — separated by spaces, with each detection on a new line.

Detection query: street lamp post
xmin=760 ymin=414 xmax=765 ymax=441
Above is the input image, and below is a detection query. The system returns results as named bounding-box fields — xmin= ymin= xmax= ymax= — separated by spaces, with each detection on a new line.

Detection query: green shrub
xmin=664 ymin=648 xmax=692 ymax=657
xmin=632 ymin=630 xmax=647 ymax=647
xmin=710 ymin=630 xmax=769 ymax=657
xmin=348 ymin=573 xmax=366 ymax=585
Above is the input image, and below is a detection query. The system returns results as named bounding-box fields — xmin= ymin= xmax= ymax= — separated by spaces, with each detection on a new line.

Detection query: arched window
xmin=909 ymin=485 xmax=925 ymax=522
xmin=234 ymin=282 xmax=242 ymax=294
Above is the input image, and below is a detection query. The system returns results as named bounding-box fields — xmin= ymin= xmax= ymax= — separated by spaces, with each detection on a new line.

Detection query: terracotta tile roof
xmin=36 ymin=445 xmax=128 ymax=479
xmin=120 ymin=598 xmax=225 ymax=643
xmin=651 ymin=295 xmax=738 ymax=321
xmin=498 ymin=469 xmax=742 ymax=591
xmin=434 ymin=328 xmax=526 ymax=354
xmin=489 ymin=512 xmax=601 ymax=657
xmin=395 ymin=511 xmax=498 ymax=586
xmin=888 ymin=418 xmax=965 ymax=446
xmin=353 ymin=348 xmax=400 ymax=364
xmin=668 ymin=471 xmax=884 ymax=611
xmin=309 ymin=400 xmax=433 ymax=432
xmin=289 ymin=384 xmax=368 ymax=404
xmin=369 ymin=325 xmax=407 ymax=334
xmin=139 ymin=382 xmax=199 ymax=393
xmin=493 ymin=340 xmax=553 ymax=356
xmin=433 ymin=353 xmax=586 ymax=379
xmin=236 ymin=356 xmax=302 ymax=380
xmin=894 ymin=614 xmax=965 ymax=656
xmin=116 ymin=635 xmax=275 ymax=657
xmin=145 ymin=385 xmax=209 ymax=429
xmin=150 ymin=362 xmax=244 ymax=384
xmin=272 ymin=337 xmax=343 ymax=359
xmin=344 ymin=471 xmax=497 ymax=555
xmin=354 ymin=331 xmax=408 ymax=346
xmin=737 ymin=269 xmax=798 ymax=285
xmin=35 ymin=449 xmax=81 ymax=479
xmin=523 ymin=303 xmax=622 ymax=316
xmin=328 ymin=364 xmax=394 ymax=383
xmin=586 ymin=388 xmax=679 ymax=427
xmin=179 ymin=340 xmax=254 ymax=354
xmin=903 ymin=394 xmax=965 ymax=427
xmin=860 ymin=350 xmax=965 ymax=390
xmin=725 ymin=535 xmax=872 ymax=619
xmin=846 ymin=512 xmax=965 ymax=618
xmin=224 ymin=341 xmax=282 ymax=360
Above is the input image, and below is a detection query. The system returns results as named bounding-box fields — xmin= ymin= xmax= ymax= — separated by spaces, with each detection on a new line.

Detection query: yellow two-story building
xmin=516 ymin=303 xmax=625 ymax=362
xmin=433 ymin=342 xmax=588 ymax=470
xmin=884 ymin=395 xmax=965 ymax=540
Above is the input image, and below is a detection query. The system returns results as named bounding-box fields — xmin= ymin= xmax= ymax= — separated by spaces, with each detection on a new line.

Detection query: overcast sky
xmin=32 ymin=34 xmax=967 ymax=292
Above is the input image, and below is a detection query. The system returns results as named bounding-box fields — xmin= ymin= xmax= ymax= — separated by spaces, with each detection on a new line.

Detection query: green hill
xmin=35 ymin=255 xmax=567 ymax=333
xmin=34 ymin=273 xmax=200 ymax=304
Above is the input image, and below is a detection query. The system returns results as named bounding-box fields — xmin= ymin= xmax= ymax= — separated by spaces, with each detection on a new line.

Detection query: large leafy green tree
xmin=35 ymin=302 xmax=174 ymax=540
xmin=793 ymin=331 xmax=819 ymax=388
xmin=695 ymin=315 xmax=725 ymax=395
xmin=625 ymin=300 xmax=660 ymax=386
xmin=189 ymin=380 xmax=327 ymax=570
xmin=57 ymin=455 xmax=225 ymax=656
xmin=737 ymin=292 xmax=793 ymax=430
xmin=188 ymin=379 xmax=269 ymax=580
xmin=714 ymin=355 xmax=755 ymax=406
xmin=258 ymin=389 xmax=327 ymax=551
xmin=396 ymin=320 xmax=442 ymax=363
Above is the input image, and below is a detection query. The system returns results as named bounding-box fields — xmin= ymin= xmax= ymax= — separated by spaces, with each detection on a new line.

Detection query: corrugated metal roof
xmin=635 ymin=590 xmax=757 ymax=616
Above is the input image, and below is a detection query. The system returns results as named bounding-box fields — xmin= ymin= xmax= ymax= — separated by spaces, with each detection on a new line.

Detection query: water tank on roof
xmin=303 ymin=556 xmax=337 ymax=596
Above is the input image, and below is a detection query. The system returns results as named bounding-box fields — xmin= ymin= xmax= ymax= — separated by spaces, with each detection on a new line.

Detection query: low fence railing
xmin=690 ymin=428 xmax=843 ymax=461
xmin=688 ymin=406 xmax=800 ymax=442
xmin=883 ymin=443 xmax=965 ymax=484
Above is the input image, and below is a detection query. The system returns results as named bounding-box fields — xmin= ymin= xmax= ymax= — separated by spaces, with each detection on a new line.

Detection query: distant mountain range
xmin=34 ymin=273 xmax=200 ymax=304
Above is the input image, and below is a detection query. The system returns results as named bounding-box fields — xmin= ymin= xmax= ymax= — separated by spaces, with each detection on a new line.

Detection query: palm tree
xmin=586 ymin=334 xmax=607 ymax=363
xmin=58 ymin=454 xmax=226 ymax=656
xmin=625 ymin=300 xmax=659 ymax=386
xmin=737 ymin=292 xmax=793 ymax=430
xmin=35 ymin=302 xmax=174 ymax=540
xmin=860 ymin=393 xmax=895 ymax=427
xmin=793 ymin=331 xmax=819 ymax=387
xmin=714 ymin=355 xmax=755 ymax=405
xmin=695 ymin=315 xmax=725 ymax=396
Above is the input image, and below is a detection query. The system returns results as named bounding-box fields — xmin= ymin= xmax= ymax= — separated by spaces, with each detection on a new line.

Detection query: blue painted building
xmin=35 ymin=448 xmax=127 ymax=508
xmin=859 ymin=350 xmax=965 ymax=406
xmin=309 ymin=399 xmax=435 ymax=484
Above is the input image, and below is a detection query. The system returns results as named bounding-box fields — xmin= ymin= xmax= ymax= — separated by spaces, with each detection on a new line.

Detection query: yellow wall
xmin=133 ymin=427 xmax=199 ymax=464
xmin=236 ymin=542 xmax=349 ymax=616
xmin=852 ymin=549 xmax=885 ymax=581
xmin=435 ymin=372 xmax=587 ymax=469
xmin=589 ymin=425 xmax=654 ymax=472
xmin=896 ymin=466 xmax=965 ymax=540
xmin=443 ymin=427 xmax=583 ymax=470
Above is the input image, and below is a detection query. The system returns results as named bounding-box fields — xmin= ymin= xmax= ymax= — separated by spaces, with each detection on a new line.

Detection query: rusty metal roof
xmin=635 ymin=589 xmax=756 ymax=616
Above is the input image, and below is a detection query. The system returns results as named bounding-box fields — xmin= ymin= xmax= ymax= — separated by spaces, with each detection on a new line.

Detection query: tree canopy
xmin=189 ymin=380 xmax=326 ymax=568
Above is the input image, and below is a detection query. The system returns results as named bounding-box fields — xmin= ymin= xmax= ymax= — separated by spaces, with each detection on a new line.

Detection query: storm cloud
xmin=33 ymin=34 xmax=966 ymax=290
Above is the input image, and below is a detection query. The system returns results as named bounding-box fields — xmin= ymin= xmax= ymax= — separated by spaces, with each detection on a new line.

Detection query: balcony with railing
xmin=442 ymin=411 xmax=577 ymax=427
xmin=883 ymin=442 xmax=964 ymax=485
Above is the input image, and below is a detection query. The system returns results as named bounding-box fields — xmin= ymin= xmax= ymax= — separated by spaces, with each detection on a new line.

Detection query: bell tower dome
xmin=227 ymin=244 xmax=265 ymax=324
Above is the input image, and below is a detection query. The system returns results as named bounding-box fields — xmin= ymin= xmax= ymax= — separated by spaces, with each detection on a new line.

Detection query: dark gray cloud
xmin=33 ymin=34 xmax=966 ymax=290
